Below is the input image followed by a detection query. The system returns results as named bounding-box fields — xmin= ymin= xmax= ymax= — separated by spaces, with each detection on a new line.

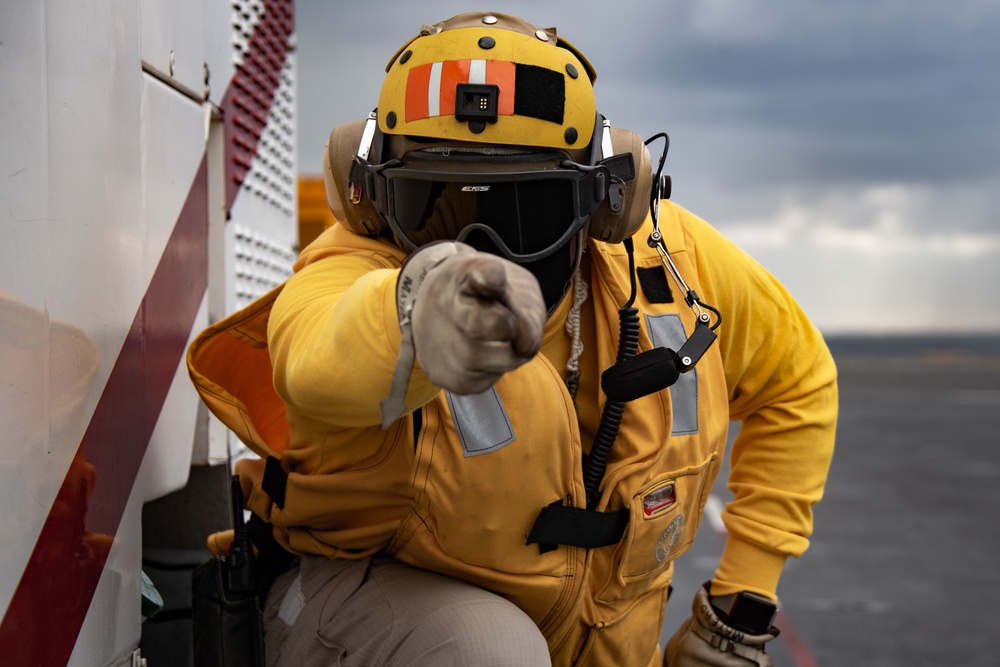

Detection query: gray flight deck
xmin=662 ymin=335 xmax=1000 ymax=666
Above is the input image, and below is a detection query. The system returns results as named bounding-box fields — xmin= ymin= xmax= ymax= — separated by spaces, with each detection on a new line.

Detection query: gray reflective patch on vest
xmin=645 ymin=313 xmax=699 ymax=435
xmin=446 ymin=386 xmax=516 ymax=457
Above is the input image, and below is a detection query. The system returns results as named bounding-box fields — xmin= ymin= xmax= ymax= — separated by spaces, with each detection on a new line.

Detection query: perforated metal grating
xmin=229 ymin=0 xmax=295 ymax=215
xmin=233 ymin=223 xmax=295 ymax=307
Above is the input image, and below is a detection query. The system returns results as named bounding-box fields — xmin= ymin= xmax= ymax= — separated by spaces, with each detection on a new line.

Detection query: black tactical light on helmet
xmin=323 ymin=12 xmax=653 ymax=310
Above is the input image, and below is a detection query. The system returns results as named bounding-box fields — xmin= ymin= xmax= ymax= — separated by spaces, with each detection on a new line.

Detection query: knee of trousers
xmin=406 ymin=593 xmax=551 ymax=667
xmin=263 ymin=556 xmax=552 ymax=667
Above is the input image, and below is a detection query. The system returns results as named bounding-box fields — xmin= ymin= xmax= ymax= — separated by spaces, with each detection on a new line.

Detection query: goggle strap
xmin=349 ymin=111 xmax=380 ymax=204
xmin=348 ymin=156 xmax=369 ymax=205
xmin=599 ymin=153 xmax=636 ymax=183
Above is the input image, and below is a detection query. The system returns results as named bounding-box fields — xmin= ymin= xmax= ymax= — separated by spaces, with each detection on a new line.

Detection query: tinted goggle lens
xmin=380 ymin=168 xmax=594 ymax=262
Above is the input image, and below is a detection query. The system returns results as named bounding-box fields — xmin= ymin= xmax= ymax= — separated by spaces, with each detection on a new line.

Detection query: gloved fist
xmin=404 ymin=242 xmax=545 ymax=395
xmin=664 ymin=585 xmax=778 ymax=667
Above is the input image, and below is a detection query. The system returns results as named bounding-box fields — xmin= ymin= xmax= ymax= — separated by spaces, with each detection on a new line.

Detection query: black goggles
xmin=364 ymin=156 xmax=617 ymax=262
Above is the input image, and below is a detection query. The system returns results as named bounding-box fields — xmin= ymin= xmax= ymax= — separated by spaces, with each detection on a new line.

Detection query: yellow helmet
xmin=323 ymin=11 xmax=655 ymax=297
xmin=377 ymin=12 xmax=598 ymax=150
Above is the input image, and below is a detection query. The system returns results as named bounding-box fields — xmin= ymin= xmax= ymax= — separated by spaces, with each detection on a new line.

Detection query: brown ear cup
xmin=587 ymin=127 xmax=653 ymax=245
xmin=323 ymin=119 xmax=385 ymax=236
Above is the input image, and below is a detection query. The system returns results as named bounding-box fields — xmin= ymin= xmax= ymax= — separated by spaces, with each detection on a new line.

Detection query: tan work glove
xmin=664 ymin=585 xmax=778 ymax=667
xmin=380 ymin=241 xmax=545 ymax=427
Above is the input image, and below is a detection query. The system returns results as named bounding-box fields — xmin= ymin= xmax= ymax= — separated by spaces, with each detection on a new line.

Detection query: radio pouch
xmin=191 ymin=476 xmax=265 ymax=667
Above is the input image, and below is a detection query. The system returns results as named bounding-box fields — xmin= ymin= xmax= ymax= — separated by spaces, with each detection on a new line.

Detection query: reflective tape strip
xmin=405 ymin=63 xmax=432 ymax=121
xmin=446 ymin=387 xmax=516 ymax=456
xmin=487 ymin=61 xmax=515 ymax=116
xmin=427 ymin=61 xmax=443 ymax=117
xmin=404 ymin=60 xmax=538 ymax=122
xmin=645 ymin=313 xmax=699 ymax=435
xmin=469 ymin=59 xmax=486 ymax=84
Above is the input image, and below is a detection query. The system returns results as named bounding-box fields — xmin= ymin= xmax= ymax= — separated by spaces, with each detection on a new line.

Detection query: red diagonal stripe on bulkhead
xmin=0 ymin=1 xmax=294 ymax=663
xmin=0 ymin=157 xmax=209 ymax=665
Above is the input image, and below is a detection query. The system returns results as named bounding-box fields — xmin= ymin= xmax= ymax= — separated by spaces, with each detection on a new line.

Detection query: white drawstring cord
xmin=564 ymin=268 xmax=588 ymax=402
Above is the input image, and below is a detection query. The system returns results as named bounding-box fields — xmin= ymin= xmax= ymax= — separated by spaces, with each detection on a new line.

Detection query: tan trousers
xmin=263 ymin=555 xmax=551 ymax=666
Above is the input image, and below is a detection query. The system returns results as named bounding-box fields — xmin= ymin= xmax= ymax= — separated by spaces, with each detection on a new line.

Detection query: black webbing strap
xmin=599 ymin=152 xmax=636 ymax=182
xmin=247 ymin=513 xmax=294 ymax=599
xmin=261 ymin=456 xmax=287 ymax=509
xmin=252 ymin=457 xmax=294 ymax=599
xmin=527 ymin=500 xmax=630 ymax=553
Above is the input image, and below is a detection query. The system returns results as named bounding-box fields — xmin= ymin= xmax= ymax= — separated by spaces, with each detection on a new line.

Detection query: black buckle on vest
xmin=262 ymin=456 xmax=288 ymax=510
xmin=526 ymin=500 xmax=629 ymax=554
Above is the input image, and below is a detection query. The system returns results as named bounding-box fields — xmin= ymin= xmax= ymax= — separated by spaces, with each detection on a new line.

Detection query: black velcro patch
xmin=514 ymin=64 xmax=564 ymax=124
xmin=637 ymin=265 xmax=674 ymax=303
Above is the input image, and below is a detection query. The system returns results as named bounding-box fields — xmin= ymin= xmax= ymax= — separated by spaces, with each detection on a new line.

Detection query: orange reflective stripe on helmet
xmin=404 ymin=58 xmax=569 ymax=125
xmin=378 ymin=24 xmax=596 ymax=149
xmin=405 ymin=59 xmax=518 ymax=122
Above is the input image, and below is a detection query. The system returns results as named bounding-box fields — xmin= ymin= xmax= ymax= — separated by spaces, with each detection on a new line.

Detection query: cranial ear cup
xmin=323 ymin=119 xmax=383 ymax=236
xmin=587 ymin=126 xmax=654 ymax=245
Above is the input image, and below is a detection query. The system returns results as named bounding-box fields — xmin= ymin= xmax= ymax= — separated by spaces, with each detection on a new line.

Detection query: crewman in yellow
xmin=188 ymin=12 xmax=837 ymax=666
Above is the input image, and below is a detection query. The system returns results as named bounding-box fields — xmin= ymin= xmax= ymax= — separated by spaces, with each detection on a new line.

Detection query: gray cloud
xmin=606 ymin=2 xmax=1000 ymax=187
xmin=298 ymin=1 xmax=999 ymax=188
xmin=294 ymin=0 xmax=1000 ymax=331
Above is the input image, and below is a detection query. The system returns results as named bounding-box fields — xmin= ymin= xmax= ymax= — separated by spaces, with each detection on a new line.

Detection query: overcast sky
xmin=294 ymin=0 xmax=1000 ymax=334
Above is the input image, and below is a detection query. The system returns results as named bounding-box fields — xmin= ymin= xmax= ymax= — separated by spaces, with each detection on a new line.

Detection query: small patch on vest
xmin=637 ymin=266 xmax=674 ymax=303
xmin=655 ymin=513 xmax=686 ymax=563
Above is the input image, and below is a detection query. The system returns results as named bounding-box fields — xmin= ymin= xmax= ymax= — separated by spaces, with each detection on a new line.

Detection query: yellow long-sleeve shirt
xmin=188 ymin=199 xmax=836 ymax=666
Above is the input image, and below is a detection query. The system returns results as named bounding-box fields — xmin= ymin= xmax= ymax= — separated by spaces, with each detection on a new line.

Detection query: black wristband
xmin=710 ymin=590 xmax=777 ymax=635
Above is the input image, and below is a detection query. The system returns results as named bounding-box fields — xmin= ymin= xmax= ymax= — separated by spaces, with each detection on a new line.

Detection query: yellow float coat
xmin=187 ymin=200 xmax=837 ymax=666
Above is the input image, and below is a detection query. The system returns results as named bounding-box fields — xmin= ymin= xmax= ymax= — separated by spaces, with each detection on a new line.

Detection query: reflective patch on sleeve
xmin=446 ymin=386 xmax=516 ymax=457
xmin=645 ymin=313 xmax=699 ymax=435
